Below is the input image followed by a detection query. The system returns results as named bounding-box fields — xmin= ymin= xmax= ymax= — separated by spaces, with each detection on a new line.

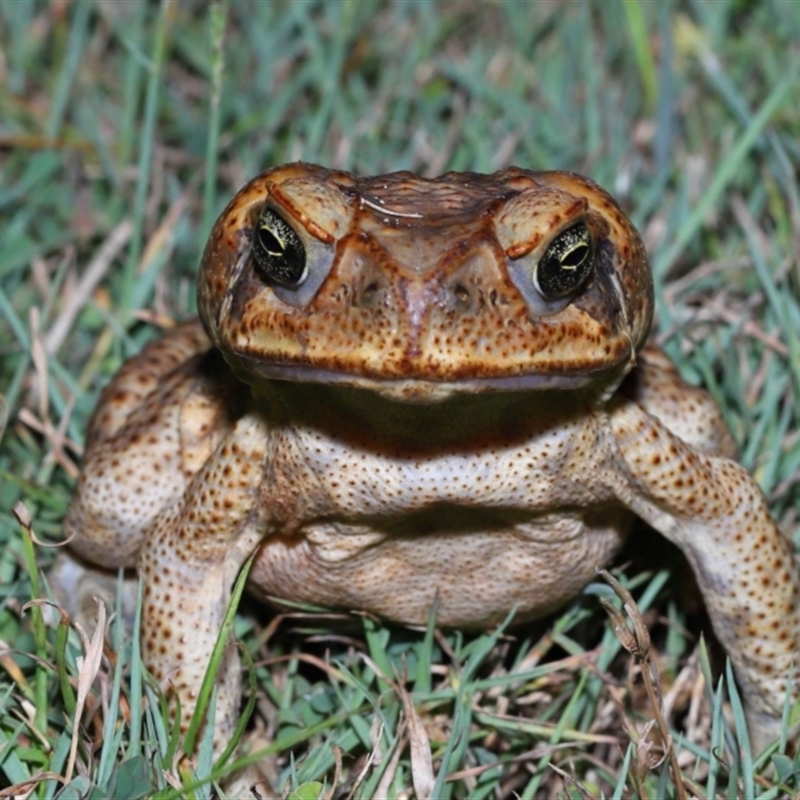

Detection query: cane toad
xmin=56 ymin=163 xmax=800 ymax=757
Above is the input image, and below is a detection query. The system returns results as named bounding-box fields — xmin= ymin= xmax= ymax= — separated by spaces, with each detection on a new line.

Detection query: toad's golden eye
xmin=533 ymin=222 xmax=593 ymax=300
xmin=253 ymin=206 xmax=307 ymax=286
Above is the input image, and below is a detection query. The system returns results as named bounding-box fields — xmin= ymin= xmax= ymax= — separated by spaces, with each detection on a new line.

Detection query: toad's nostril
xmin=451 ymin=282 xmax=474 ymax=311
xmin=354 ymin=278 xmax=384 ymax=309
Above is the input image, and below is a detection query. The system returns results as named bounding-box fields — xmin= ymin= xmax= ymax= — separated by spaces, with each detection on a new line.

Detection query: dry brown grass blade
xmin=548 ymin=761 xmax=601 ymax=800
xmin=64 ymin=598 xmax=107 ymax=783
xmin=598 ymin=569 xmax=689 ymax=800
xmin=398 ymin=680 xmax=434 ymax=800
xmin=44 ymin=219 xmax=133 ymax=356
xmin=0 ymin=771 xmax=68 ymax=799
xmin=371 ymin=723 xmax=406 ymax=800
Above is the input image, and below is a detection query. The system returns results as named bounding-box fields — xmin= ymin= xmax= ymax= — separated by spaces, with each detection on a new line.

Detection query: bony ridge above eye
xmin=533 ymin=222 xmax=594 ymax=300
xmin=253 ymin=206 xmax=308 ymax=287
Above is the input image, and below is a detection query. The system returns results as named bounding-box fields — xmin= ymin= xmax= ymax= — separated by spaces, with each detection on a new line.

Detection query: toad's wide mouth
xmin=224 ymin=348 xmax=636 ymax=403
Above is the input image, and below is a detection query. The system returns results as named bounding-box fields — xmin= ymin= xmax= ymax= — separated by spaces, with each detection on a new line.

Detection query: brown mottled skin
xmin=55 ymin=163 xmax=799 ymax=757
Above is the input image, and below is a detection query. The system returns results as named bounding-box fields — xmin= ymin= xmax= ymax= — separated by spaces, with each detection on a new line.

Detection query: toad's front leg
xmin=608 ymin=399 xmax=800 ymax=752
xmin=139 ymin=414 xmax=268 ymax=755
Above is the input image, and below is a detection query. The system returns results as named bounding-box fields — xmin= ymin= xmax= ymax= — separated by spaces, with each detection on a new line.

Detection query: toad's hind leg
xmin=610 ymin=351 xmax=800 ymax=752
xmin=620 ymin=343 xmax=738 ymax=458
xmin=62 ymin=320 xmax=243 ymax=568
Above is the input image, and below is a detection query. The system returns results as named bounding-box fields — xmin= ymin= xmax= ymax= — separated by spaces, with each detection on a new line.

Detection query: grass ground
xmin=1 ymin=1 xmax=799 ymax=797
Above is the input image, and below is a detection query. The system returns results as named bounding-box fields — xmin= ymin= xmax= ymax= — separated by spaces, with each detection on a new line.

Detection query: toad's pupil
xmin=562 ymin=244 xmax=588 ymax=268
xmin=259 ymin=227 xmax=284 ymax=256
